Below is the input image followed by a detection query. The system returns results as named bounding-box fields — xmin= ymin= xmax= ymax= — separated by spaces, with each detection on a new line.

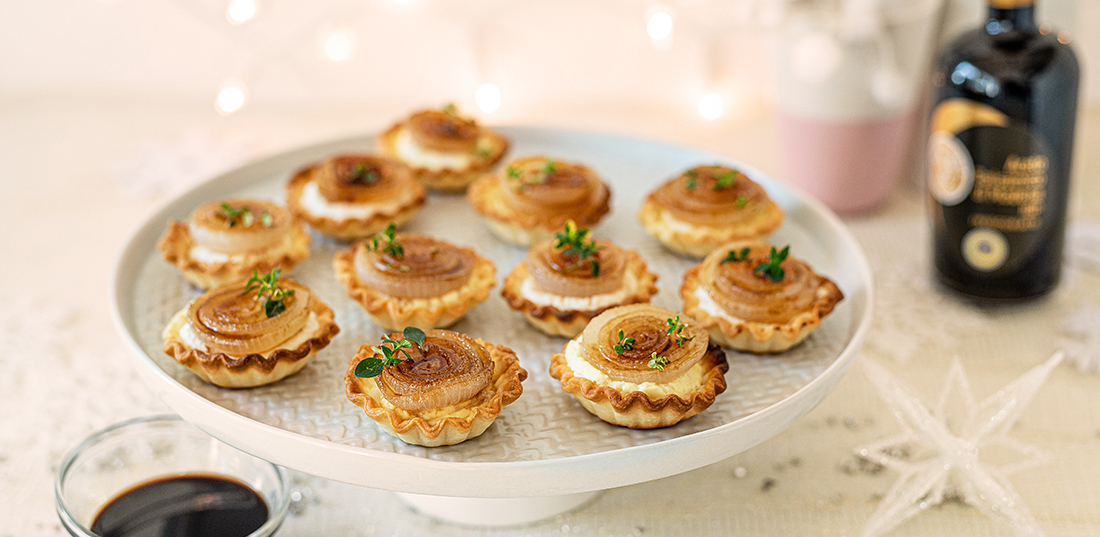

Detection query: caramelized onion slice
xmin=188 ymin=280 xmax=311 ymax=355
xmin=407 ymin=109 xmax=480 ymax=152
xmin=314 ymin=154 xmax=411 ymax=204
xmin=188 ymin=198 xmax=289 ymax=253
xmin=501 ymin=156 xmax=601 ymax=216
xmin=652 ymin=165 xmax=770 ymax=226
xmin=354 ymin=234 xmax=476 ymax=299
xmin=703 ymin=244 xmax=821 ymax=324
xmin=581 ymin=304 xmax=707 ymax=384
xmin=379 ymin=329 xmax=493 ymax=411
xmin=526 ymin=239 xmax=625 ymax=297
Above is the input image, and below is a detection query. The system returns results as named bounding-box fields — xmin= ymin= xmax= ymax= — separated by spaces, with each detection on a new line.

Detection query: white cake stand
xmin=112 ymin=127 xmax=873 ymax=526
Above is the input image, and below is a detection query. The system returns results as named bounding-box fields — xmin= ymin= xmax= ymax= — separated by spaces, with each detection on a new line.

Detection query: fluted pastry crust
xmin=549 ymin=339 xmax=728 ymax=429
xmin=501 ymin=249 xmax=658 ymax=338
xmin=466 ymin=157 xmax=611 ymax=247
xmin=345 ymin=339 xmax=527 ymax=446
xmin=285 ymin=155 xmax=427 ymax=240
xmin=680 ymin=244 xmax=844 ymax=353
xmin=376 ymin=116 xmax=510 ymax=192
xmin=638 ymin=166 xmax=783 ymax=258
xmin=333 ymin=240 xmax=496 ymax=331
xmin=157 ymin=204 xmax=311 ymax=290
xmin=162 ymin=295 xmax=339 ymax=388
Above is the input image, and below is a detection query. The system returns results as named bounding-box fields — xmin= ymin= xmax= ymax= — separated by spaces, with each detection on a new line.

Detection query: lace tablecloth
xmin=4 ymin=98 xmax=1100 ymax=537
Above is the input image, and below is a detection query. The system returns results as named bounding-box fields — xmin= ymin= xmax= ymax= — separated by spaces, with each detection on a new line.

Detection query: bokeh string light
xmin=205 ymin=0 xmax=776 ymax=118
xmin=226 ymin=0 xmax=257 ymax=25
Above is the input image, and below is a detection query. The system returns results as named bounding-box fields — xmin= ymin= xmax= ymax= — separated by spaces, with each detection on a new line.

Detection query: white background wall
xmin=0 ymin=0 xmax=1093 ymax=120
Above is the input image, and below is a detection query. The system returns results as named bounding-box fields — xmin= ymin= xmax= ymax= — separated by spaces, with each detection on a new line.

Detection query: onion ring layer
xmin=187 ymin=280 xmax=311 ymax=355
xmin=581 ymin=304 xmax=708 ymax=384
xmin=379 ymin=329 xmax=494 ymax=411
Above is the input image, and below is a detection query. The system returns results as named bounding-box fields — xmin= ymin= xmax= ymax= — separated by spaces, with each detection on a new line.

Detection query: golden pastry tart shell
xmin=500 ymin=249 xmax=659 ymax=338
xmin=344 ymin=339 xmax=527 ymax=446
xmin=679 ymin=265 xmax=843 ymax=353
xmin=637 ymin=198 xmax=783 ymax=258
xmin=161 ymin=295 xmax=339 ymax=388
xmin=332 ymin=246 xmax=496 ymax=331
xmin=285 ymin=164 xmax=427 ymax=241
xmin=377 ymin=123 xmax=510 ymax=192
xmin=466 ymin=174 xmax=611 ymax=247
xmin=549 ymin=340 xmax=728 ymax=429
xmin=157 ymin=221 xmax=312 ymax=290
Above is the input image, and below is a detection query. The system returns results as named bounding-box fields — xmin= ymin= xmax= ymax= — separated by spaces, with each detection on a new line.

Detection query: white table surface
xmin=4 ymin=96 xmax=1100 ymax=537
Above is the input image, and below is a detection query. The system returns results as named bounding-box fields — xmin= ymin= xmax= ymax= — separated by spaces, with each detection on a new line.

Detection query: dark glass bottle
xmin=927 ymin=0 xmax=1079 ymax=299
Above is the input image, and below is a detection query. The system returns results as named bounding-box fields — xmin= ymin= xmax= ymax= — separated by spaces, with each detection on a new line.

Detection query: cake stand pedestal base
xmin=396 ymin=491 xmax=601 ymax=527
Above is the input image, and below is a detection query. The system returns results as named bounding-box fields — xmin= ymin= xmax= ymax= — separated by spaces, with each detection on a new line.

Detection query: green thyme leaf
xmin=648 ymin=352 xmax=670 ymax=371
xmin=713 ymin=169 xmax=738 ymax=191
xmin=403 ymin=326 xmax=427 ymax=347
xmin=354 ymin=357 xmax=385 ymax=378
xmin=753 ymin=245 xmax=790 ymax=283
xmin=613 ymin=329 xmax=636 ymax=355
xmin=242 ymin=268 xmax=295 ymax=318
xmin=721 ymin=247 xmax=751 ymax=264
xmin=553 ymin=220 xmax=604 ymax=277
xmin=368 ymin=223 xmax=403 ymax=258
xmin=666 ymin=315 xmax=694 ymax=347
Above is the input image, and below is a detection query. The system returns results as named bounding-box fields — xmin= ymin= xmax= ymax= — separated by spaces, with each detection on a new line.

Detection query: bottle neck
xmin=987 ymin=0 xmax=1036 ymax=32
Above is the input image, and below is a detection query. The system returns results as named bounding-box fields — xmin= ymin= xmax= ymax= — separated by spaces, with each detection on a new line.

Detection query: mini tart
xmin=377 ymin=105 xmax=510 ymax=192
xmin=467 ymin=156 xmax=611 ymax=247
xmin=501 ymin=239 xmax=658 ymax=337
xmin=680 ymin=243 xmax=844 ymax=353
xmin=333 ymin=233 xmax=496 ymax=330
xmin=639 ymin=165 xmax=783 ymax=258
xmin=548 ymin=304 xmax=728 ymax=429
xmin=285 ymin=154 xmax=427 ymax=240
xmin=158 ymin=198 xmax=311 ymax=289
xmin=162 ymin=279 xmax=339 ymax=388
xmin=345 ymin=330 xmax=527 ymax=446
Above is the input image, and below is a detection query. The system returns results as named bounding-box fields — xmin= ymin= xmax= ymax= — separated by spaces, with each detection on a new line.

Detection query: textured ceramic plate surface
xmin=114 ymin=127 xmax=873 ymax=497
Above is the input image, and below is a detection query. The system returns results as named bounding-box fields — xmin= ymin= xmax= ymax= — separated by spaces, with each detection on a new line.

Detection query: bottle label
xmin=929 ymin=98 xmax=1051 ymax=274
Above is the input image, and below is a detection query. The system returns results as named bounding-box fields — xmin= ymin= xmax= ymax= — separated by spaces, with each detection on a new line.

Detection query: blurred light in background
xmin=216 ymin=80 xmax=248 ymax=114
xmin=323 ymin=31 xmax=355 ymax=62
xmin=645 ymin=6 xmax=674 ymax=51
xmin=698 ymin=93 xmax=723 ymax=120
xmin=226 ymin=0 xmax=258 ymax=25
xmin=475 ymin=83 xmax=501 ymax=113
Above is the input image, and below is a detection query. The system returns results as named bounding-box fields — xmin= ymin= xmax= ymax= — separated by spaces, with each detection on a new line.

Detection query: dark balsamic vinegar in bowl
xmin=54 ymin=416 xmax=289 ymax=537
xmin=91 ymin=474 xmax=268 ymax=537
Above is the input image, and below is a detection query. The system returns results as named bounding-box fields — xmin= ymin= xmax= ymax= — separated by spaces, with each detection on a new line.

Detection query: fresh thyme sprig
xmin=754 ymin=245 xmax=790 ymax=283
xmin=507 ymin=158 xmax=557 ymax=191
xmin=614 ymin=329 xmax=635 ymax=355
xmin=713 ymin=169 xmax=738 ymax=191
xmin=368 ymin=223 xmax=404 ymax=258
xmin=648 ymin=352 xmax=670 ymax=371
xmin=684 ymin=169 xmax=699 ymax=190
xmin=666 ymin=315 xmax=694 ymax=347
xmin=553 ymin=220 xmax=604 ymax=277
xmin=349 ymin=163 xmax=379 ymax=184
xmin=219 ymin=203 xmax=272 ymax=228
xmin=354 ymin=326 xmax=427 ymax=378
xmin=243 ymin=268 xmax=295 ymax=318
xmin=721 ymin=247 xmax=751 ymax=264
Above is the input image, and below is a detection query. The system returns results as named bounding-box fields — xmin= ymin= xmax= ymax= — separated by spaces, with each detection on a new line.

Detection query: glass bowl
xmin=55 ymin=415 xmax=290 ymax=537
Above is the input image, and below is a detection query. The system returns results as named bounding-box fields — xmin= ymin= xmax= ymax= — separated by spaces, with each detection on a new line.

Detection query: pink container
xmin=770 ymin=0 xmax=942 ymax=214
xmin=777 ymin=109 xmax=917 ymax=213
